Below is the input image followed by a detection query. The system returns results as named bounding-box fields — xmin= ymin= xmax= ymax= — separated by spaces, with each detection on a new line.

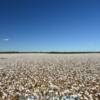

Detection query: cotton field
xmin=0 ymin=53 xmax=100 ymax=100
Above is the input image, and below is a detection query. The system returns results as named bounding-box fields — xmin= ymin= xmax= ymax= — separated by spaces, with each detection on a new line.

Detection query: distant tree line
xmin=0 ymin=51 xmax=100 ymax=54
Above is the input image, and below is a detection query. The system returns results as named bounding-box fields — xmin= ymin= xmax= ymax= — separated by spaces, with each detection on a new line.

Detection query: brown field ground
xmin=0 ymin=53 xmax=100 ymax=100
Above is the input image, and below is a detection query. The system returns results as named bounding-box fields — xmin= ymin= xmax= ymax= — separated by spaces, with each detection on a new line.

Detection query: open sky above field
xmin=0 ymin=0 xmax=100 ymax=52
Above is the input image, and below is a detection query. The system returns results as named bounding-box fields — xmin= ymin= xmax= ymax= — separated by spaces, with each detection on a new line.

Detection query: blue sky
xmin=0 ymin=0 xmax=100 ymax=51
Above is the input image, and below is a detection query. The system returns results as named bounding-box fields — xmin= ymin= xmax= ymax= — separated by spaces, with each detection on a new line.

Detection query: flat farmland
xmin=0 ymin=53 xmax=100 ymax=100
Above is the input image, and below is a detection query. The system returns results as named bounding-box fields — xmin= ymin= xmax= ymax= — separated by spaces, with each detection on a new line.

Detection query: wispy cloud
xmin=3 ymin=38 xmax=9 ymax=41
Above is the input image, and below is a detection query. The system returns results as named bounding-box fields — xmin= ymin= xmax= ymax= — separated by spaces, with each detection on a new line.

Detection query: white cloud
xmin=3 ymin=38 xmax=9 ymax=41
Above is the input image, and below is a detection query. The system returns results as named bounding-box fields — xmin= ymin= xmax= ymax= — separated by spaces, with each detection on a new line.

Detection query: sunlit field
xmin=0 ymin=53 xmax=100 ymax=100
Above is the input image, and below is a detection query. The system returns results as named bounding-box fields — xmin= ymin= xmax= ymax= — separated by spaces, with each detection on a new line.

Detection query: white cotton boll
xmin=89 ymin=94 xmax=93 ymax=100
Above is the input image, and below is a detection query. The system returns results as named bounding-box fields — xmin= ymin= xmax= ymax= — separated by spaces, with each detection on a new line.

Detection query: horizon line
xmin=0 ymin=51 xmax=100 ymax=54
